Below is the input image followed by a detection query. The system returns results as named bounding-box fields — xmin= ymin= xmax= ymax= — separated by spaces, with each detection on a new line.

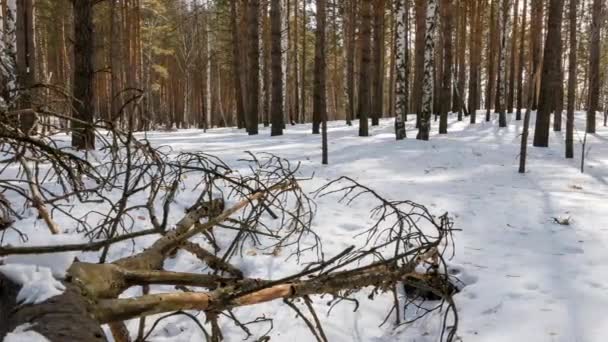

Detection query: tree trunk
xmin=439 ymin=0 xmax=453 ymax=134
xmin=506 ymin=0 xmax=518 ymax=113
xmin=371 ymin=0 xmax=385 ymax=126
xmin=586 ymin=0 xmax=601 ymax=133
xmin=358 ymin=0 xmax=372 ymax=136
xmin=533 ymin=0 xmax=565 ymax=147
xmin=495 ymin=0 xmax=510 ymax=128
xmin=395 ymin=0 xmax=409 ymax=140
xmin=468 ymin=0 xmax=482 ymax=124
xmin=515 ymin=0 xmax=528 ymax=120
xmin=0 ymin=274 xmax=107 ymax=341
xmin=271 ymin=0 xmax=284 ymax=136
xmin=416 ymin=0 xmax=438 ymax=140
xmin=413 ymin=0 xmax=426 ymax=126
xmin=247 ymin=0 xmax=260 ymax=135
xmin=72 ymin=0 xmax=95 ymax=150
xmin=566 ymin=0 xmax=577 ymax=158
xmin=16 ymin=0 xmax=35 ymax=133
xmin=530 ymin=0 xmax=543 ymax=110
xmin=314 ymin=0 xmax=328 ymax=163
xmin=485 ymin=0 xmax=498 ymax=121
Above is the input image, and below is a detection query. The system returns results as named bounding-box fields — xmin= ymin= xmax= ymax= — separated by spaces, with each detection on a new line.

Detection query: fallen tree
xmin=0 ymin=108 xmax=459 ymax=342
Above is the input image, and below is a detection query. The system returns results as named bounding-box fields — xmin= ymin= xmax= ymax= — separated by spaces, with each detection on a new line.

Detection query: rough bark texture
xmin=15 ymin=0 xmax=35 ymax=133
xmin=566 ymin=0 xmax=577 ymax=158
xmin=468 ymin=0 xmax=482 ymax=124
xmin=496 ymin=0 xmax=511 ymax=127
xmin=586 ymin=0 xmax=601 ymax=133
xmin=231 ymin=0 xmax=247 ymax=130
xmin=314 ymin=0 xmax=328 ymax=163
xmin=413 ymin=0 xmax=427 ymax=125
xmin=358 ymin=0 xmax=372 ymax=136
xmin=247 ymin=0 xmax=260 ymax=135
xmin=0 ymin=274 xmax=107 ymax=341
xmin=270 ymin=0 xmax=284 ymax=136
xmin=395 ymin=0 xmax=409 ymax=139
xmin=530 ymin=0 xmax=543 ymax=110
xmin=71 ymin=0 xmax=95 ymax=150
xmin=515 ymin=0 xmax=527 ymax=120
xmin=533 ymin=0 xmax=564 ymax=147
xmin=371 ymin=0 xmax=385 ymax=126
xmin=439 ymin=0 xmax=453 ymax=134
xmin=416 ymin=0 xmax=438 ymax=141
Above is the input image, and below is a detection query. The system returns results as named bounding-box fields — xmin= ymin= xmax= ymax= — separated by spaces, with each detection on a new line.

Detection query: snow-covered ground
xmin=2 ymin=111 xmax=608 ymax=341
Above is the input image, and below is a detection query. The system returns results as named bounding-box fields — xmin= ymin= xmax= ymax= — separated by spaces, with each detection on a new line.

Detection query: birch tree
xmin=394 ymin=0 xmax=409 ymax=140
xmin=416 ymin=0 xmax=438 ymax=141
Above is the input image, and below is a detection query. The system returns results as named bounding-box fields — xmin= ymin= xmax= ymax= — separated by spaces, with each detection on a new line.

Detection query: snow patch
xmin=3 ymin=323 xmax=50 ymax=342
xmin=0 ymin=264 xmax=65 ymax=304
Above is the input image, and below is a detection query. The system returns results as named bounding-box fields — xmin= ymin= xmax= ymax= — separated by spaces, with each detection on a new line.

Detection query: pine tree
xmin=533 ymin=0 xmax=565 ymax=147
xmin=270 ymin=0 xmax=284 ymax=136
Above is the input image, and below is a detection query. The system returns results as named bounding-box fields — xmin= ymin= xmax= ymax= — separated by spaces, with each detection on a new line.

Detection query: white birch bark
xmin=416 ymin=0 xmax=438 ymax=140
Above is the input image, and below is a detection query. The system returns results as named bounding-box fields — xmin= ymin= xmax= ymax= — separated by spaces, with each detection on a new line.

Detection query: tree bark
xmin=533 ymin=0 xmax=565 ymax=147
xmin=314 ymin=0 xmax=328 ymax=163
xmin=271 ymin=0 xmax=284 ymax=136
xmin=0 ymin=274 xmax=107 ymax=341
xmin=566 ymin=0 xmax=577 ymax=158
xmin=358 ymin=0 xmax=372 ymax=136
xmin=586 ymin=0 xmax=601 ymax=133
xmin=416 ymin=0 xmax=438 ymax=140
xmin=371 ymin=0 xmax=385 ymax=126
xmin=439 ymin=0 xmax=453 ymax=134
xmin=247 ymin=0 xmax=260 ymax=135
xmin=71 ymin=0 xmax=95 ymax=150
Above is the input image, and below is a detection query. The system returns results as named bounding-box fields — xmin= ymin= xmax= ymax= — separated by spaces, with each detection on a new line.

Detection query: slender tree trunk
xmin=413 ymin=0 xmax=427 ymax=126
xmin=230 ymin=1 xmax=246 ymax=129
xmin=439 ymin=0 xmax=453 ymax=134
xmin=16 ymin=0 xmax=35 ymax=133
xmin=566 ymin=0 xmax=577 ymax=158
xmin=496 ymin=0 xmax=511 ymax=128
xmin=456 ymin=0 xmax=467 ymax=120
xmin=468 ymin=0 xmax=482 ymax=124
xmin=314 ymin=0 xmax=328 ymax=163
xmin=371 ymin=0 xmax=385 ymax=126
xmin=301 ymin=0 xmax=307 ymax=124
xmin=416 ymin=0 xmax=438 ymax=140
xmin=271 ymin=0 xmax=284 ymax=136
xmin=358 ymin=0 xmax=372 ymax=136
xmin=586 ymin=0 xmax=601 ymax=133
xmin=507 ymin=0 xmax=518 ymax=113
xmin=530 ymin=0 xmax=543 ymax=110
xmin=395 ymin=0 xmax=409 ymax=139
xmin=247 ymin=0 xmax=260 ymax=135
xmin=533 ymin=0 xmax=565 ymax=147
xmin=485 ymin=0 xmax=498 ymax=121
xmin=515 ymin=0 xmax=528 ymax=120
xmin=71 ymin=0 xmax=95 ymax=149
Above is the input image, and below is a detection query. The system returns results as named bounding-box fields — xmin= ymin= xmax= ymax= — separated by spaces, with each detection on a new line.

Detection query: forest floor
xmin=4 ymin=111 xmax=608 ymax=341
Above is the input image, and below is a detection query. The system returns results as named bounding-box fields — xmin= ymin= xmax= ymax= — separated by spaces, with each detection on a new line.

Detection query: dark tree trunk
xmin=587 ymin=0 xmax=601 ymax=133
xmin=565 ymin=0 xmax=577 ymax=158
xmin=439 ymin=0 xmax=453 ymax=134
xmin=413 ymin=0 xmax=427 ymax=126
xmin=530 ymin=0 xmax=543 ymax=110
xmin=468 ymin=0 xmax=483 ymax=124
xmin=270 ymin=0 xmax=284 ymax=136
xmin=247 ymin=0 xmax=260 ymax=135
xmin=314 ymin=0 xmax=328 ymax=163
xmin=358 ymin=0 xmax=372 ymax=136
xmin=371 ymin=0 xmax=385 ymax=126
xmin=485 ymin=0 xmax=498 ymax=122
xmin=72 ymin=0 xmax=95 ymax=150
xmin=507 ymin=0 xmax=519 ymax=113
xmin=16 ymin=0 xmax=36 ymax=133
xmin=533 ymin=0 xmax=565 ymax=147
